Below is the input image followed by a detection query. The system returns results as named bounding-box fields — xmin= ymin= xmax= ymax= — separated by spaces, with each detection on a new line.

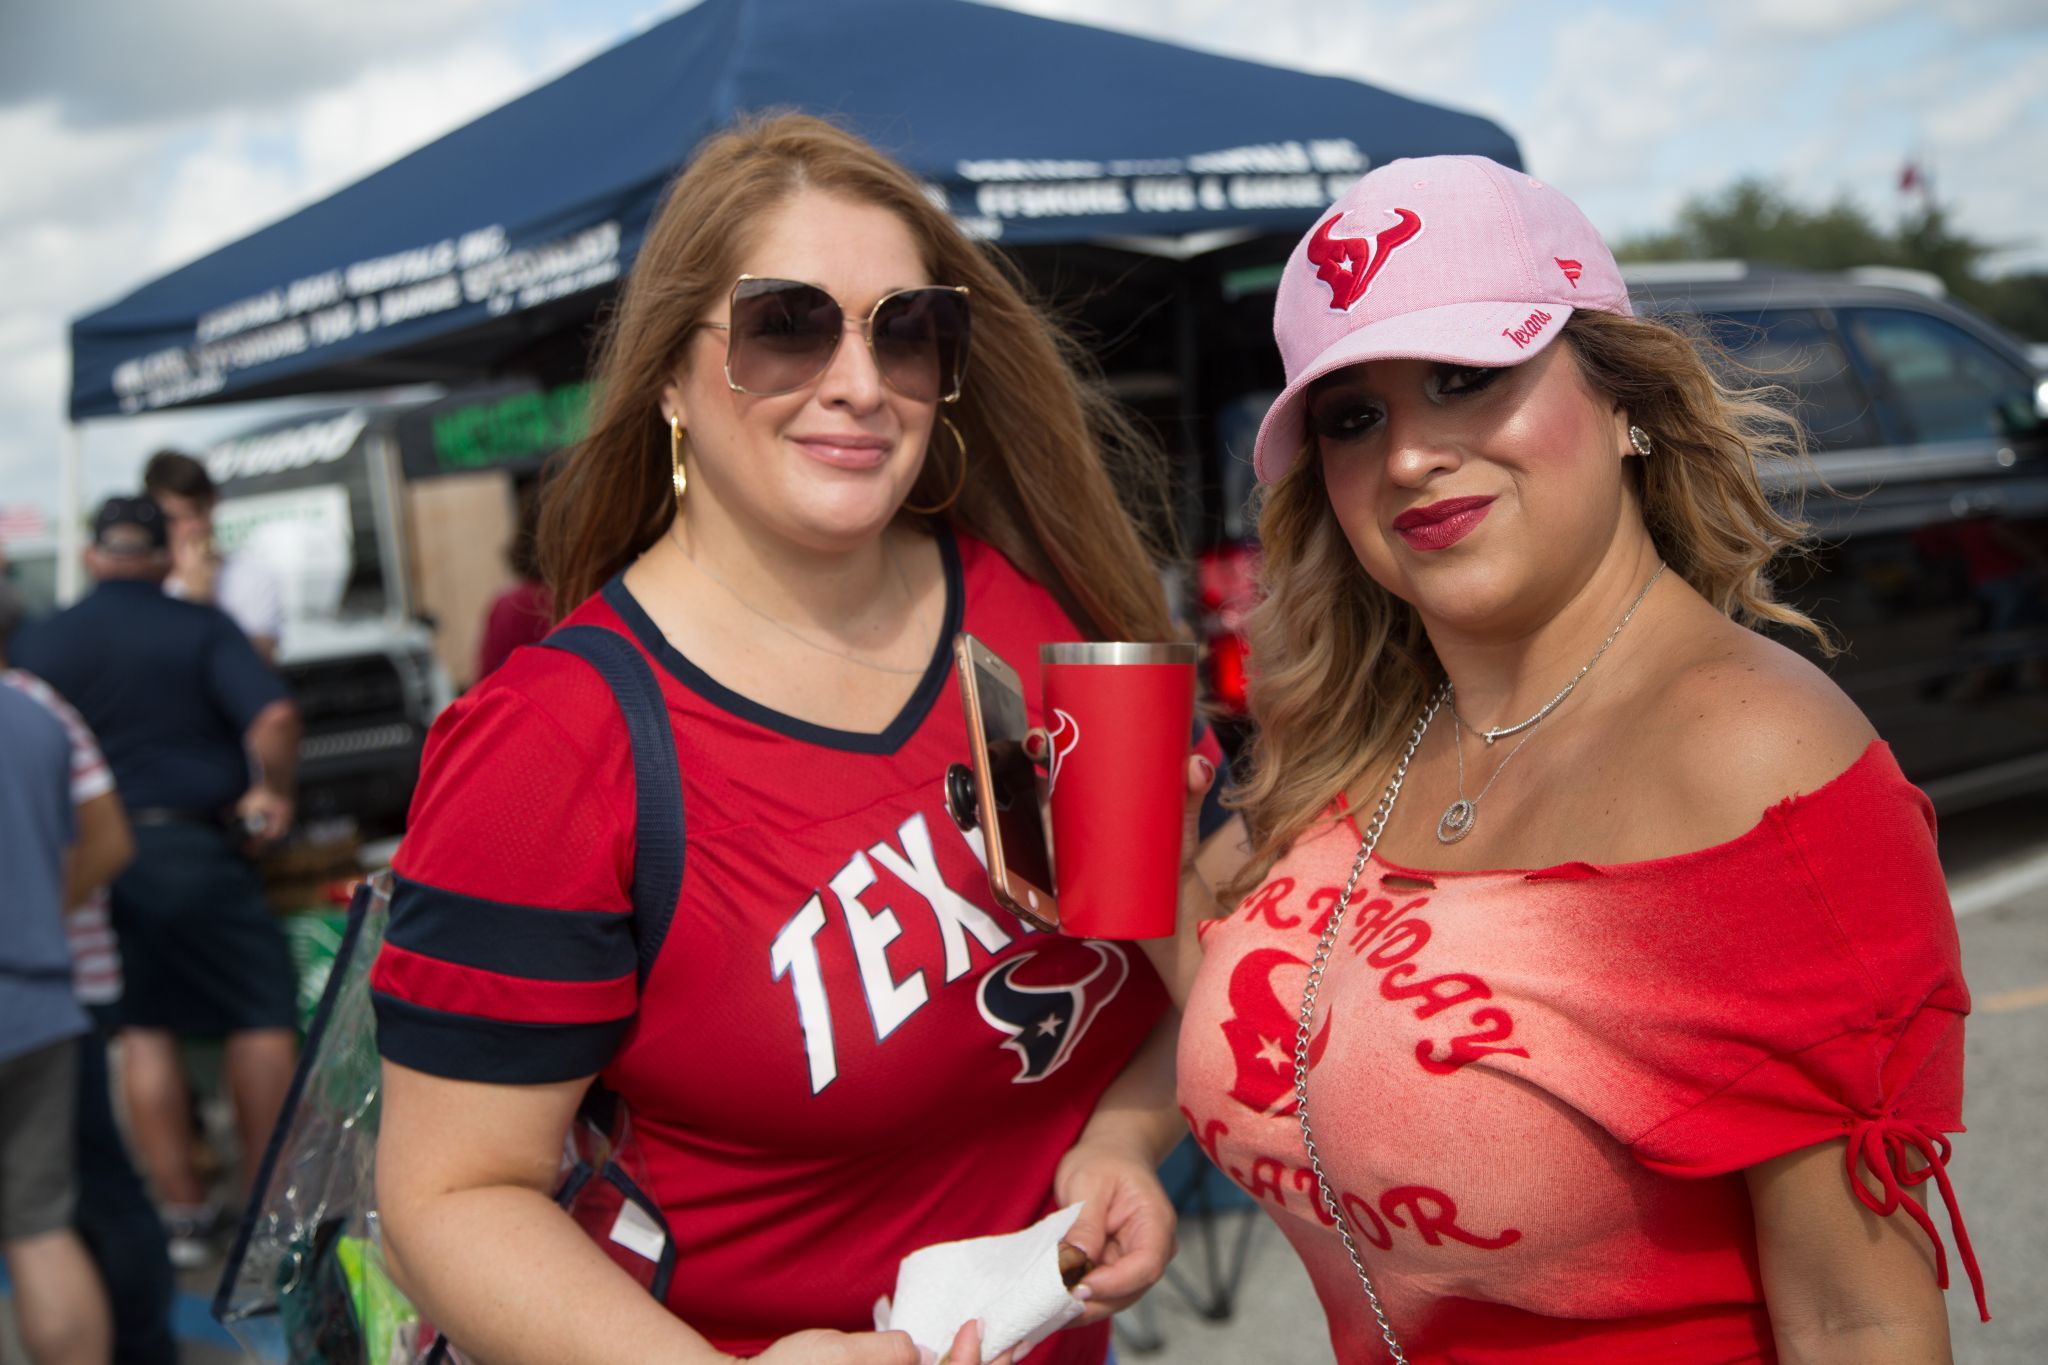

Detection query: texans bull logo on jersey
xmin=977 ymin=942 xmax=1130 ymax=1082
xmin=1221 ymin=947 xmax=1329 ymax=1118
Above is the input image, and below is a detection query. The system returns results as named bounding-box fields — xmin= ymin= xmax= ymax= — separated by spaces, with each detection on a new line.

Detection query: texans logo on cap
xmin=1304 ymin=207 xmax=1423 ymax=311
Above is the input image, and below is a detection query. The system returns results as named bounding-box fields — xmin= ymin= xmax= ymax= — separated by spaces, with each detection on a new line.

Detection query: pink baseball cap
xmin=1252 ymin=155 xmax=1631 ymax=484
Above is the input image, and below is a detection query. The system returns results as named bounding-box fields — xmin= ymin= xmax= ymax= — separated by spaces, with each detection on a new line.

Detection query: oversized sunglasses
xmin=696 ymin=275 xmax=972 ymax=403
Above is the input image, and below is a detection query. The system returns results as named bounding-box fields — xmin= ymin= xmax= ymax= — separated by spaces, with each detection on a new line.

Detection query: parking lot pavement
xmin=1940 ymin=883 xmax=2048 ymax=1364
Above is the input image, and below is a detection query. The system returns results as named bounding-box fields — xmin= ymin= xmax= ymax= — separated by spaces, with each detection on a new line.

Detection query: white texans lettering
xmin=868 ymin=813 xmax=1013 ymax=983
xmin=769 ymin=895 xmax=837 ymax=1093
xmin=769 ymin=813 xmax=1019 ymax=1096
xmin=829 ymin=851 xmax=930 ymax=1043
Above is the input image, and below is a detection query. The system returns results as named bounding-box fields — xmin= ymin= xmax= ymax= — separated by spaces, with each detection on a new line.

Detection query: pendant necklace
xmin=1436 ymin=560 xmax=1667 ymax=845
xmin=1435 ymin=709 xmax=1541 ymax=843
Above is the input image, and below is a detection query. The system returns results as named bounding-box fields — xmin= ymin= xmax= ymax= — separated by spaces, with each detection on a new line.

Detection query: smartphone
xmin=954 ymin=633 xmax=1059 ymax=931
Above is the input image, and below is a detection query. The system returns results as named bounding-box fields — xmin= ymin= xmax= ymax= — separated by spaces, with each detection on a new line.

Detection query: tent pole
xmin=58 ymin=420 xmax=85 ymax=605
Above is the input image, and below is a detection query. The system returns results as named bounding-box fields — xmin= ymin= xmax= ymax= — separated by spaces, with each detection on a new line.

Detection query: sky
xmin=2 ymin=0 xmax=2044 ymax=540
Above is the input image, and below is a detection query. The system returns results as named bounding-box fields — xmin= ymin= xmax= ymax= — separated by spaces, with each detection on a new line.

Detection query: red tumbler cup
xmin=1039 ymin=642 xmax=1199 ymax=939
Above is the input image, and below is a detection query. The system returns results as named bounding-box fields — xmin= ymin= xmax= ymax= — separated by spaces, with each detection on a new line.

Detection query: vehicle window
xmin=1841 ymin=307 xmax=2041 ymax=443
xmin=1692 ymin=309 xmax=1879 ymax=450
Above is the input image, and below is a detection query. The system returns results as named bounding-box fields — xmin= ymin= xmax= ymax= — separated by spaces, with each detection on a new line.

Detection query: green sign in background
xmin=430 ymin=381 xmax=592 ymax=472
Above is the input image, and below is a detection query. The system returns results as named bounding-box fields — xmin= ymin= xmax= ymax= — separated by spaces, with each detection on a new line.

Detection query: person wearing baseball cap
xmin=12 ymin=492 xmax=303 ymax=1276
xmin=89 ymin=494 xmax=170 ymax=560
xmin=1163 ymin=158 xmax=1982 ymax=1361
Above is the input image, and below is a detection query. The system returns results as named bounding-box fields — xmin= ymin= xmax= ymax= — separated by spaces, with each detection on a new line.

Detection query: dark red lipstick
xmin=1391 ymin=495 xmax=1495 ymax=551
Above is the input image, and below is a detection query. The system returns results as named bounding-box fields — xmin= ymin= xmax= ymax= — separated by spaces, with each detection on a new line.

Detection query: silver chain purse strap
xmin=1292 ymin=683 xmax=1446 ymax=1365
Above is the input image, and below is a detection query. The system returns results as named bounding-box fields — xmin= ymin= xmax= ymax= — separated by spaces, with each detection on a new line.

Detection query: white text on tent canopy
xmin=958 ymin=138 xmax=1367 ymax=226
xmin=109 ymin=223 xmax=621 ymax=414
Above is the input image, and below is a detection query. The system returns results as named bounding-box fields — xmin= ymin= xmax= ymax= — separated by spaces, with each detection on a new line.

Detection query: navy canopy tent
xmin=69 ymin=0 xmax=1516 ymax=420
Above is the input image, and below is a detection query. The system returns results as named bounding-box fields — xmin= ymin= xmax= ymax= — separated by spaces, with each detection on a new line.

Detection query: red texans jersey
xmin=373 ymin=531 xmax=1209 ymax=1359
xmin=1177 ymin=743 xmax=1981 ymax=1363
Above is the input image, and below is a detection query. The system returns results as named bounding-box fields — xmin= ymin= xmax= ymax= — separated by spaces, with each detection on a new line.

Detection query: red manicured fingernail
xmin=1024 ymin=733 xmax=1046 ymax=759
xmin=1195 ymin=756 xmax=1215 ymax=784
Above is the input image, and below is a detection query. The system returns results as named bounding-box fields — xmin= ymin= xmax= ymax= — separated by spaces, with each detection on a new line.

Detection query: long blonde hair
xmin=540 ymin=112 xmax=1174 ymax=641
xmin=1224 ymin=309 xmax=1831 ymax=899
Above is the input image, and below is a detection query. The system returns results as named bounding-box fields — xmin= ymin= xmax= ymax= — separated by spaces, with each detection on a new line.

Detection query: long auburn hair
xmin=540 ymin=112 xmax=1174 ymax=641
xmin=1223 ymin=308 xmax=1833 ymax=901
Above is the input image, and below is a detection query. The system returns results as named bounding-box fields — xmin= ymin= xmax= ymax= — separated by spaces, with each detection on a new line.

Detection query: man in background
xmin=143 ymin=449 xmax=285 ymax=662
xmin=2 ymin=573 xmax=177 ymax=1364
xmin=13 ymin=495 xmax=302 ymax=1268
xmin=0 ymin=680 xmax=113 ymax=1365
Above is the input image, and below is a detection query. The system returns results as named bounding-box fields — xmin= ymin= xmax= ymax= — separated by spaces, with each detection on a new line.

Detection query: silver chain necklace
xmin=1293 ymin=683 xmax=1445 ymax=1365
xmin=1435 ymin=705 xmax=1542 ymax=844
xmin=668 ymin=524 xmax=931 ymax=677
xmin=1450 ymin=561 xmax=1668 ymax=746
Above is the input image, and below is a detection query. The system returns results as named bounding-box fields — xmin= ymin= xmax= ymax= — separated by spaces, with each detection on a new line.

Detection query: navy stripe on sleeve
xmin=373 ymin=992 xmax=630 ymax=1085
xmin=386 ymin=875 xmax=636 ymax=984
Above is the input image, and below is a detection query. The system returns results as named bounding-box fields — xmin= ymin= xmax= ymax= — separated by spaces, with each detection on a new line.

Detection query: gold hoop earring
xmin=902 ymin=412 xmax=966 ymax=516
xmin=669 ymin=414 xmax=688 ymax=514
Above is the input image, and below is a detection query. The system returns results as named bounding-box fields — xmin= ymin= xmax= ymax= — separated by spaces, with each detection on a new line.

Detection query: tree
xmin=1617 ymin=179 xmax=1895 ymax=273
xmin=1616 ymin=177 xmax=2045 ymax=342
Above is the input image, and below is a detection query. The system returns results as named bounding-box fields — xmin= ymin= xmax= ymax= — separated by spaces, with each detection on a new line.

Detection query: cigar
xmin=1057 ymin=1242 xmax=1093 ymax=1289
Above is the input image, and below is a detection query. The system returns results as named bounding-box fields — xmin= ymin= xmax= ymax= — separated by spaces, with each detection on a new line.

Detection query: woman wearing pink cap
xmin=1164 ymin=157 xmax=1983 ymax=1362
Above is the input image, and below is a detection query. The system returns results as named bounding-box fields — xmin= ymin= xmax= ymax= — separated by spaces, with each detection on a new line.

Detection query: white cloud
xmin=987 ymin=0 xmax=1519 ymax=103
xmin=1728 ymin=0 xmax=1912 ymax=37
xmin=1924 ymin=46 xmax=2048 ymax=149
xmin=4 ymin=0 xmax=2045 ymax=545
xmin=0 ymin=31 xmax=581 ymax=534
xmin=0 ymin=0 xmax=526 ymax=125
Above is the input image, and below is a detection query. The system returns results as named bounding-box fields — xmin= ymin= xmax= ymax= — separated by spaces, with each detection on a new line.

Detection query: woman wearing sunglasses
xmin=367 ymin=113 xmax=1232 ymax=1365
xmin=1154 ymin=158 xmax=1982 ymax=1362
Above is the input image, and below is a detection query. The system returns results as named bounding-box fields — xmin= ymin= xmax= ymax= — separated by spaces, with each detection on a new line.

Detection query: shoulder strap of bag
xmin=536 ymin=624 xmax=685 ymax=984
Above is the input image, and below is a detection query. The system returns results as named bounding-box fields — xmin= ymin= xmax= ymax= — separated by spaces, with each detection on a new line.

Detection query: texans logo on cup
xmin=1045 ymin=708 xmax=1081 ymax=797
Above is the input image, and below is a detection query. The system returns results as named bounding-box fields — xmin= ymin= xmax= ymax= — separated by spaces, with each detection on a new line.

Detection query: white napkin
xmin=873 ymin=1204 xmax=1089 ymax=1363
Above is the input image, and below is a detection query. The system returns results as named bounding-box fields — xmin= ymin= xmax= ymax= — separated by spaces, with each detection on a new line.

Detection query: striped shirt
xmin=4 ymin=668 xmax=124 ymax=1004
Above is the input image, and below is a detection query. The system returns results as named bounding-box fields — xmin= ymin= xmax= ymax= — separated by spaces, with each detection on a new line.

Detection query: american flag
xmin=0 ymin=504 xmax=50 ymax=540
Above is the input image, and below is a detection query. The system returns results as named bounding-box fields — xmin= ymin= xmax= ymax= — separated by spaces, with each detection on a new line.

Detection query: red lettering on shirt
xmin=1416 ymin=1007 xmax=1530 ymax=1075
xmin=1341 ymin=1192 xmax=1396 ymax=1250
xmin=1363 ymin=918 xmax=1430 ymax=968
xmin=1380 ymin=1186 xmax=1521 ymax=1250
xmin=1185 ymin=1106 xmax=1522 ymax=1257
xmin=1233 ymin=1155 xmax=1291 ymax=1207
xmin=1344 ymin=894 xmax=1417 ymax=952
xmin=1379 ymin=963 xmax=1492 ymax=1020
xmin=1304 ymin=884 xmax=1343 ymax=936
xmin=1241 ymin=876 xmax=1300 ymax=929
xmin=1292 ymin=1167 xmax=1338 ymax=1226
xmin=1345 ymin=905 xmax=1530 ymax=1075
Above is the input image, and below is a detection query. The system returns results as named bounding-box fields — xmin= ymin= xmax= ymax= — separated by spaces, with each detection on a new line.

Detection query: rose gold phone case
xmin=954 ymin=634 xmax=1058 ymax=931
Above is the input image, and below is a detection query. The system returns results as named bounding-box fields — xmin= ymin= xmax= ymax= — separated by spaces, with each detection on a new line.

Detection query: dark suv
xmin=1623 ymin=264 xmax=2048 ymax=809
xmin=1192 ymin=263 xmax=2048 ymax=812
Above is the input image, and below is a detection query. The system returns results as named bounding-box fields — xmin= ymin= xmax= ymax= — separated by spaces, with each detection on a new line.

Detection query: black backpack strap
xmin=536 ymin=625 xmax=684 ymax=985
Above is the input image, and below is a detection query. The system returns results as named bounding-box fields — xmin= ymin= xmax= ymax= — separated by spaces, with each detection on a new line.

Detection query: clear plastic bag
xmin=215 ymin=872 xmax=437 ymax=1363
xmin=213 ymin=872 xmax=670 ymax=1363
